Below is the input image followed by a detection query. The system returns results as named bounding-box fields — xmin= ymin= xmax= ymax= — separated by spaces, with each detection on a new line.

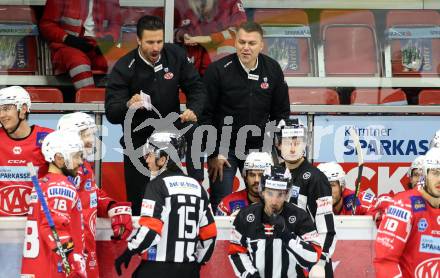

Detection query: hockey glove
xmin=66 ymin=253 xmax=87 ymax=278
xmin=270 ymin=214 xmax=296 ymax=243
xmin=64 ymin=35 xmax=94 ymax=53
xmin=115 ymin=248 xmax=136 ymax=276
xmin=108 ymin=202 xmax=133 ymax=241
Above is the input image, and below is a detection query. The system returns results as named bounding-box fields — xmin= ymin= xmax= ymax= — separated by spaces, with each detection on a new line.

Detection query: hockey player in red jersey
xmin=217 ymin=152 xmax=273 ymax=216
xmin=57 ymin=112 xmax=133 ymax=277
xmin=370 ymin=155 xmax=425 ymax=227
xmin=21 ymin=130 xmax=87 ymax=278
xmin=317 ymin=162 xmax=375 ymax=215
xmin=0 ymin=86 xmax=52 ymax=216
xmin=374 ymin=147 xmax=440 ymax=277
xmin=114 ymin=131 xmax=217 ymax=277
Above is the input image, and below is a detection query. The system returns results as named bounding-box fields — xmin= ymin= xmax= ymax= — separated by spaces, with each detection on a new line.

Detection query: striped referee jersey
xmin=127 ymin=169 xmax=217 ymax=264
xmin=229 ymin=202 xmax=322 ymax=278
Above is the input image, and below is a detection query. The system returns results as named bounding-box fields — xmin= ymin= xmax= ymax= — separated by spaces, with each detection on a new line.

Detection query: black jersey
xmin=105 ymin=44 xmax=207 ymax=148
xmin=229 ymin=202 xmax=321 ymax=278
xmin=127 ymin=169 xmax=217 ymax=264
xmin=286 ymin=159 xmax=337 ymax=277
xmin=202 ymin=53 xmax=289 ymax=154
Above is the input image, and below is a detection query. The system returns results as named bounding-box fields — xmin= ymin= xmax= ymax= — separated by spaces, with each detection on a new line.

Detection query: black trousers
xmin=133 ymin=261 xmax=200 ymax=278
xmin=124 ymin=154 xmax=149 ymax=216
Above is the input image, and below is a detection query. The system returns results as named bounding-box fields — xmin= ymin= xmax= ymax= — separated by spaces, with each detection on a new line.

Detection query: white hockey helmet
xmin=407 ymin=155 xmax=425 ymax=177
xmin=143 ymin=131 xmax=186 ymax=161
xmin=259 ymin=165 xmax=292 ymax=193
xmin=423 ymin=147 xmax=440 ymax=177
xmin=0 ymin=86 xmax=31 ymax=112
xmin=42 ymin=130 xmax=84 ymax=169
xmin=242 ymin=152 xmax=274 ymax=177
xmin=57 ymin=112 xmax=96 ymax=134
xmin=317 ymin=161 xmax=346 ymax=188
xmin=276 ymin=118 xmax=307 ymax=161
xmin=429 ymin=129 xmax=440 ymax=149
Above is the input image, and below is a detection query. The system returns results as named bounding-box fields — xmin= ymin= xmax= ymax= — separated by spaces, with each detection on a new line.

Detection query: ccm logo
xmin=8 ymin=160 xmax=26 ymax=164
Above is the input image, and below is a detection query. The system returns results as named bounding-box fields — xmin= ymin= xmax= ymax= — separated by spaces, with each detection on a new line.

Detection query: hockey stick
xmin=348 ymin=128 xmax=364 ymax=215
xmin=27 ymin=162 xmax=71 ymax=274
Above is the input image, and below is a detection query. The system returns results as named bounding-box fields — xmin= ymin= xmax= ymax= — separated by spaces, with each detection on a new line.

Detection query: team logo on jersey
xmin=164 ymin=68 xmax=174 ymax=80
xmin=36 ymin=131 xmax=49 ymax=147
xmin=415 ymin=258 xmax=440 ymax=277
xmin=438 ymin=216 xmax=440 ymax=225
xmin=302 ymin=172 xmax=311 ymax=180
xmin=418 ymin=218 xmax=428 ymax=232
xmin=0 ymin=184 xmax=31 ymax=215
xmin=246 ymin=213 xmax=255 ymax=222
xmin=12 ymin=146 xmax=22 ymax=155
xmin=419 ymin=235 xmax=440 ymax=254
xmin=260 ymin=77 xmax=269 ymax=89
xmin=410 ymin=196 xmax=426 ymax=212
xmin=288 ymin=215 xmax=296 ymax=223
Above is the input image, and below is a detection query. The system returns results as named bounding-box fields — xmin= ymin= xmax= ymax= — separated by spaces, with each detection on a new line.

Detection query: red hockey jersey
xmin=374 ymin=189 xmax=440 ymax=278
xmin=74 ymin=161 xmax=115 ymax=277
xmin=217 ymin=189 xmax=251 ymax=216
xmin=21 ymin=173 xmax=85 ymax=278
xmin=368 ymin=192 xmax=395 ymax=227
xmin=335 ymin=188 xmax=376 ymax=215
xmin=0 ymin=125 xmax=52 ymax=216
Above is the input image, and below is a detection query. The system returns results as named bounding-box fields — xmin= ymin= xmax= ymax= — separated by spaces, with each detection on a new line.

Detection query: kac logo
xmin=246 ymin=213 xmax=255 ymax=223
xmin=13 ymin=146 xmax=22 ymax=155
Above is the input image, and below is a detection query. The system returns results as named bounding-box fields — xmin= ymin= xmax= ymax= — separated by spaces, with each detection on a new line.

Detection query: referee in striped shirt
xmin=229 ymin=165 xmax=323 ymax=278
xmin=114 ymin=132 xmax=217 ymax=277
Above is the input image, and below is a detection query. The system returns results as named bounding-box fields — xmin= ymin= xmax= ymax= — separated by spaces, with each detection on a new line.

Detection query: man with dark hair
xmin=105 ymin=15 xmax=207 ymax=215
xmin=202 ymin=21 xmax=289 ymax=213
